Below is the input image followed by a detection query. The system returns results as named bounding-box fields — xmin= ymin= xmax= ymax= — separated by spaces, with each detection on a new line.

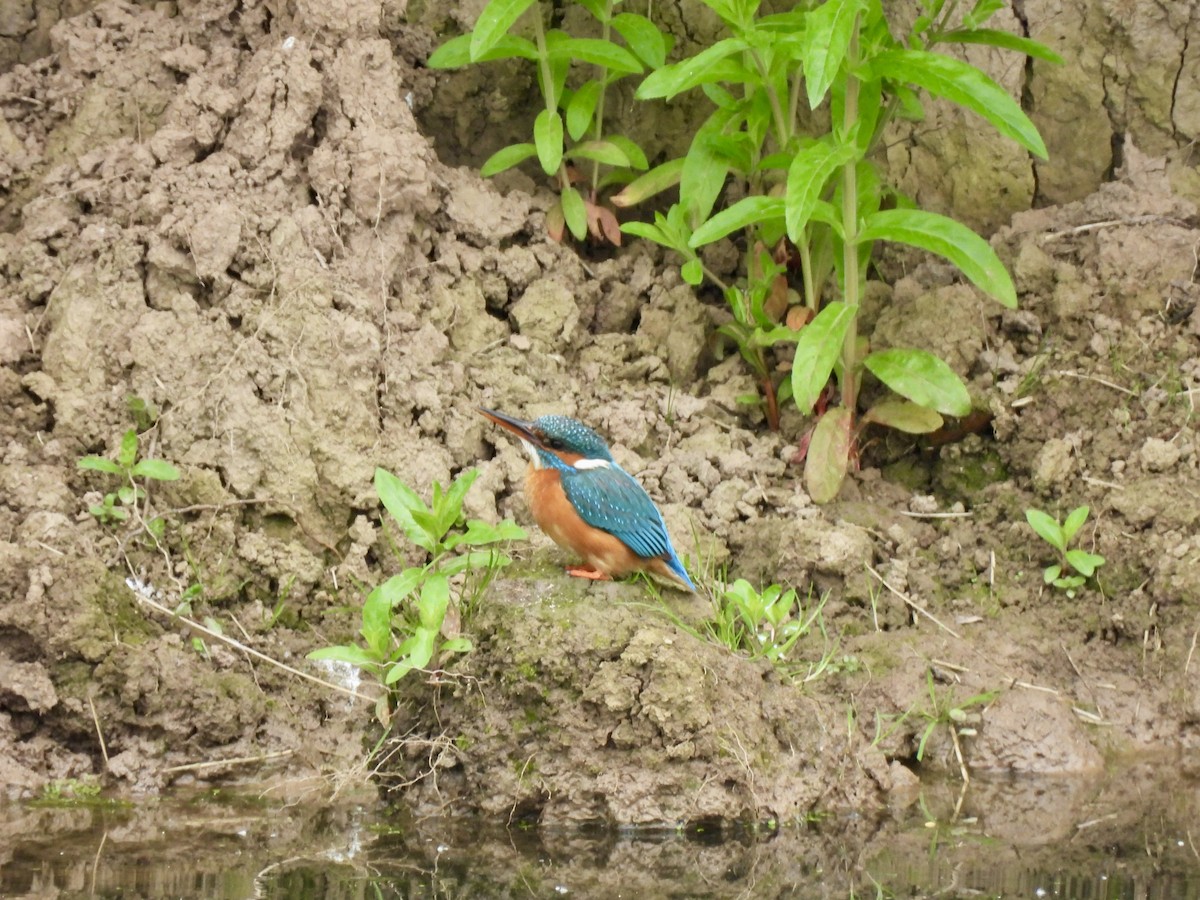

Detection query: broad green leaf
xmin=791 ymin=301 xmax=857 ymax=414
xmin=434 ymin=469 xmax=478 ymax=542
xmin=400 ymin=627 xmax=437 ymax=671
xmin=131 ymin=459 xmax=181 ymax=481
xmin=118 ymin=429 xmax=139 ymax=468
xmin=1062 ymin=505 xmax=1090 ymax=543
xmin=427 ymin=34 xmax=473 ymax=68
xmin=856 ymin=209 xmax=1017 ymax=308
xmin=620 ymin=220 xmax=668 ymax=243
xmin=481 ymin=142 xmax=538 ymax=177
xmin=574 ymin=0 xmax=606 ymax=21
xmin=534 ymin=109 xmax=564 ymax=175
xmin=384 ymin=658 xmax=415 ymax=684
xmin=1066 ymin=549 xmax=1105 ymax=577
xmin=805 ymin=406 xmax=853 ymax=504
xmin=605 ymin=135 xmax=648 ymax=170
xmin=418 ymin=574 xmax=450 ymax=630
xmin=117 ymin=485 xmax=137 ymax=504
xmin=689 ymin=196 xmax=783 ymax=248
xmin=681 ymin=259 xmax=704 ymax=285
xmin=78 ymin=456 xmax=123 ymax=475
xmin=470 ymin=0 xmax=537 ymax=61
xmin=307 ymin=644 xmax=380 ymax=666
xmin=375 ymin=468 xmax=436 ymax=553
xmin=680 ymin=109 xmax=737 ymax=225
xmin=441 ymin=637 xmax=473 ymax=654
xmin=565 ymin=82 xmax=601 ymax=140
xmin=802 ymin=0 xmax=868 ymax=109
xmin=440 ymin=549 xmax=512 ymax=576
xmin=409 ymin=508 xmax=440 ymax=544
xmin=786 ymin=136 xmax=856 ymax=242
xmin=936 ymin=28 xmax=1064 ymax=64
xmin=862 ymin=347 xmax=972 ymax=416
xmin=561 ymin=186 xmax=588 ymax=241
xmin=865 ymin=49 xmax=1047 ymax=158
xmin=862 ymin=399 xmax=943 ymax=434
xmin=1043 ymin=564 xmax=1062 ymax=584
xmin=1025 ymin=509 xmax=1066 ymax=553
xmin=429 ymin=33 xmax=537 ymax=68
xmin=361 ymin=583 xmax=395 ymax=658
xmin=565 ymin=140 xmax=632 ymax=167
xmin=445 ymin=518 xmax=528 ymax=549
xmin=611 ymin=157 xmax=685 ymax=206
xmin=549 ymin=38 xmax=642 ymax=74
xmin=371 ymin=568 xmax=424 ymax=608
xmin=636 ymin=38 xmax=750 ymax=100
xmin=612 ymin=12 xmax=669 ymax=68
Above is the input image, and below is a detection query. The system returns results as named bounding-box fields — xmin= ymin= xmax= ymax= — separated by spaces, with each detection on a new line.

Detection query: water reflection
xmin=1 ymin=763 xmax=1197 ymax=899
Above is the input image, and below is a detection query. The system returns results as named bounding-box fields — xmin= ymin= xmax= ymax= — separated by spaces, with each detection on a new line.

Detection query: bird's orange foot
xmin=565 ymin=565 xmax=612 ymax=581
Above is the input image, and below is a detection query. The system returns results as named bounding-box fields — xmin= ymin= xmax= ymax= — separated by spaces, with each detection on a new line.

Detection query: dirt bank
xmin=0 ymin=0 xmax=1198 ymax=825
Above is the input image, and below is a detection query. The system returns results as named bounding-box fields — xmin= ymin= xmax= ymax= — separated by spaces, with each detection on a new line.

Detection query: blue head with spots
xmin=528 ymin=416 xmax=613 ymax=465
xmin=478 ymin=408 xmax=614 ymax=471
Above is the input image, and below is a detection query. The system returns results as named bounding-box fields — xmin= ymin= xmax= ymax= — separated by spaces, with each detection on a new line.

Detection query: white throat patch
xmin=519 ymin=439 xmax=542 ymax=468
xmin=573 ymin=458 xmax=611 ymax=470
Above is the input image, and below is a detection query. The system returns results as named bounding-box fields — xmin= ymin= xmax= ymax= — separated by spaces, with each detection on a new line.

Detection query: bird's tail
xmin=661 ymin=551 xmax=696 ymax=592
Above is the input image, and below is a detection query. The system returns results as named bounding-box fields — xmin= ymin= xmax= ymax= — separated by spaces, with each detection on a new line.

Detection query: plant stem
xmin=798 ymin=226 xmax=816 ymax=310
xmin=839 ymin=16 xmax=861 ymax=414
xmin=532 ymin=4 xmax=555 ymax=112
xmin=589 ymin=0 xmax=614 ymax=195
xmin=750 ymin=49 xmax=791 ymax=152
xmin=531 ymin=5 xmax=569 ymax=193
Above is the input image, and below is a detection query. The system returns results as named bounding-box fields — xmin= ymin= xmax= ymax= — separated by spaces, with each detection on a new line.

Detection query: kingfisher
xmin=478 ymin=408 xmax=695 ymax=592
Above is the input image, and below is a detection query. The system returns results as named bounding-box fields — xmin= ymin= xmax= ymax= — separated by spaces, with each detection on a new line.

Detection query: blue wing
xmin=560 ymin=464 xmax=673 ymax=561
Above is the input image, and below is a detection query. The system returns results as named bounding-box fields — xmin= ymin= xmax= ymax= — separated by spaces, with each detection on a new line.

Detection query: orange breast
xmin=525 ymin=466 xmax=643 ymax=577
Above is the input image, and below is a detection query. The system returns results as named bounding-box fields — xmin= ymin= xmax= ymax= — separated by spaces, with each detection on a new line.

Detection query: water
xmin=3 ymin=766 xmax=1198 ymax=899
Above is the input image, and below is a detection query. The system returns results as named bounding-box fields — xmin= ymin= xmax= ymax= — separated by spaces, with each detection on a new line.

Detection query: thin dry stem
xmin=865 ymin=564 xmax=961 ymax=639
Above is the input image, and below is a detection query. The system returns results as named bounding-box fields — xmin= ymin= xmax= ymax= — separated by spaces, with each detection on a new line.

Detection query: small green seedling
xmin=309 ymin=468 xmax=526 ymax=692
xmin=707 ymin=577 xmax=835 ymax=680
xmin=77 ymin=429 xmax=181 ymax=525
xmin=429 ymin=0 xmax=668 ymax=243
xmin=1025 ymin=505 xmax=1105 ymax=596
xmin=915 ymin=670 xmax=996 ymax=782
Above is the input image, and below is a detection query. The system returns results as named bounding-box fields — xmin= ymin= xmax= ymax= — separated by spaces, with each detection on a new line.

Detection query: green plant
xmin=617 ymin=0 xmax=1059 ymax=497
xmin=706 ymin=577 xmax=837 ymax=679
xmin=1025 ymin=504 xmax=1105 ymax=596
xmin=308 ymin=468 xmax=526 ymax=688
xmin=429 ymin=0 xmax=669 ymax=243
xmin=915 ymin=669 xmax=996 ymax=781
xmin=77 ymin=428 xmax=181 ymax=526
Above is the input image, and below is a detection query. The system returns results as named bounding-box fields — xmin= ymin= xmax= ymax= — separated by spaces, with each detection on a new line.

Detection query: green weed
xmin=620 ymin=0 xmax=1057 ymax=492
xmin=77 ymin=427 xmax=180 ymax=527
xmin=1025 ymin=504 xmax=1105 ymax=596
xmin=915 ymin=670 xmax=996 ymax=781
xmin=649 ymin=573 xmax=840 ymax=681
xmin=429 ymin=0 xmax=667 ymax=243
xmin=308 ymin=468 xmax=526 ymax=689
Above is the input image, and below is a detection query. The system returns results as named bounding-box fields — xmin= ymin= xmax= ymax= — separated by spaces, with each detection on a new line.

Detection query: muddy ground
xmin=1 ymin=0 xmax=1199 ymax=831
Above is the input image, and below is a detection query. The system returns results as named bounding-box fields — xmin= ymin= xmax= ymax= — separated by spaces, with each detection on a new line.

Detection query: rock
xmin=1139 ymin=437 xmax=1181 ymax=472
xmin=510 ymin=278 xmax=579 ymax=347
xmin=1031 ymin=437 xmax=1075 ymax=491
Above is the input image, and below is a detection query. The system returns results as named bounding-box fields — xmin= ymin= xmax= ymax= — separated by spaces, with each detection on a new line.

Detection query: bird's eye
xmin=546 ymin=437 xmax=564 ymax=450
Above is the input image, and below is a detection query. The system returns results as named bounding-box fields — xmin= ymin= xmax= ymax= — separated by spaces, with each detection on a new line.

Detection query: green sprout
xmin=915 ymin=670 xmax=997 ymax=782
xmin=429 ymin=0 xmax=668 ymax=243
xmin=308 ymin=468 xmax=526 ymax=690
xmin=1025 ymin=505 xmax=1106 ymax=596
xmin=77 ymin=428 xmax=181 ymax=526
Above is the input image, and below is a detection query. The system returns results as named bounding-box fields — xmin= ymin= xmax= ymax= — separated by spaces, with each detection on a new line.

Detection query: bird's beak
xmin=477 ymin=407 xmax=541 ymax=444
